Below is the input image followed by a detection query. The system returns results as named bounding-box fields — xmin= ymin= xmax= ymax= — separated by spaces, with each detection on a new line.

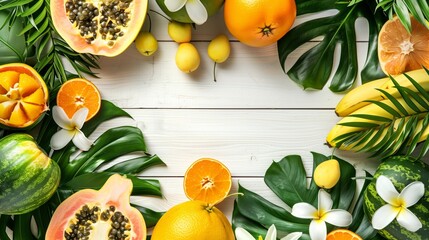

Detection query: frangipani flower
xmin=291 ymin=189 xmax=352 ymax=240
xmin=372 ymin=175 xmax=424 ymax=232
xmin=235 ymin=224 xmax=302 ymax=240
xmin=50 ymin=106 xmax=93 ymax=151
xmin=164 ymin=0 xmax=208 ymax=25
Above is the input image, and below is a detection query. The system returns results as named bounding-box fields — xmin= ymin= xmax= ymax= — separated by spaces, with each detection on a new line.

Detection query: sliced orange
xmin=326 ymin=229 xmax=363 ymax=240
xmin=183 ymin=158 xmax=232 ymax=205
xmin=378 ymin=15 xmax=429 ymax=75
xmin=56 ymin=78 xmax=101 ymax=121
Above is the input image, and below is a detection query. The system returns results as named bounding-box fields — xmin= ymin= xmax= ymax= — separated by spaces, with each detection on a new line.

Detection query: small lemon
xmin=208 ymin=34 xmax=230 ymax=63
xmin=313 ymin=159 xmax=341 ymax=189
xmin=168 ymin=21 xmax=192 ymax=43
xmin=175 ymin=43 xmax=200 ymax=73
xmin=135 ymin=32 xmax=158 ymax=56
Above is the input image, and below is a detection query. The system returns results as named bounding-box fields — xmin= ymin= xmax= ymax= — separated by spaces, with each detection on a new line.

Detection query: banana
xmin=335 ymin=69 xmax=429 ymax=117
xmin=327 ymin=95 xmax=429 ymax=148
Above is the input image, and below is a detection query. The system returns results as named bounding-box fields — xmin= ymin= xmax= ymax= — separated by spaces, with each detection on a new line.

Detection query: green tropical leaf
xmin=0 ymin=215 xmax=12 ymax=240
xmin=376 ymin=0 xmax=429 ymax=32
xmin=131 ymin=204 xmax=164 ymax=228
xmin=331 ymin=72 xmax=429 ymax=158
xmin=278 ymin=0 xmax=387 ymax=92
xmin=233 ymin=153 xmax=364 ymax=239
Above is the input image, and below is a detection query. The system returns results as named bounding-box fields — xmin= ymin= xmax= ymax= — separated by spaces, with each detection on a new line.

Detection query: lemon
xmin=135 ymin=32 xmax=158 ymax=56
xmin=208 ymin=34 xmax=230 ymax=63
xmin=151 ymin=200 xmax=234 ymax=240
xmin=313 ymin=159 xmax=341 ymax=189
xmin=175 ymin=43 xmax=200 ymax=73
xmin=168 ymin=21 xmax=192 ymax=43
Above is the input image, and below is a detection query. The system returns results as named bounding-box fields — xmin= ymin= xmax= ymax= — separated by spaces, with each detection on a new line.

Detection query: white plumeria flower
xmin=291 ymin=189 xmax=352 ymax=240
xmin=50 ymin=106 xmax=93 ymax=151
xmin=164 ymin=0 xmax=208 ymax=25
xmin=372 ymin=175 xmax=424 ymax=232
xmin=235 ymin=224 xmax=302 ymax=240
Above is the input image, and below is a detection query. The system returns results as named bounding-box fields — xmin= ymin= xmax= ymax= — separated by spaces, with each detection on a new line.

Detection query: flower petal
xmin=318 ymin=189 xmax=333 ymax=212
xmin=234 ymin=227 xmax=256 ymax=240
xmin=185 ymin=0 xmax=208 ymax=25
xmin=72 ymin=107 xmax=89 ymax=129
xmin=309 ymin=220 xmax=326 ymax=240
xmin=372 ymin=204 xmax=399 ymax=230
xmin=164 ymin=0 xmax=187 ymax=12
xmin=399 ymin=181 xmax=425 ymax=207
xmin=397 ymin=208 xmax=422 ymax=232
xmin=324 ymin=209 xmax=353 ymax=227
xmin=280 ymin=232 xmax=302 ymax=240
xmin=50 ymin=129 xmax=74 ymax=150
xmin=376 ymin=175 xmax=400 ymax=205
xmin=52 ymin=106 xmax=73 ymax=130
xmin=72 ymin=129 xmax=93 ymax=151
xmin=291 ymin=202 xmax=317 ymax=219
xmin=265 ymin=224 xmax=276 ymax=240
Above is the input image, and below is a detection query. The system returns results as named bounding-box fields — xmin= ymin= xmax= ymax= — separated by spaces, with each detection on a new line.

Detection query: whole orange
xmin=224 ymin=0 xmax=296 ymax=47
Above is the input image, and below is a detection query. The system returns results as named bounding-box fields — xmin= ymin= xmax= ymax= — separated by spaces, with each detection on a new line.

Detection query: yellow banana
xmin=327 ymin=96 xmax=429 ymax=148
xmin=335 ymin=69 xmax=429 ymax=117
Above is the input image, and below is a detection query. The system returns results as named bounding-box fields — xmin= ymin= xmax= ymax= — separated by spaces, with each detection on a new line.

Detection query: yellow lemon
xmin=168 ymin=21 xmax=192 ymax=43
xmin=208 ymin=34 xmax=230 ymax=63
xmin=151 ymin=200 xmax=234 ymax=240
xmin=175 ymin=43 xmax=200 ymax=73
xmin=135 ymin=32 xmax=158 ymax=56
xmin=313 ymin=159 xmax=341 ymax=189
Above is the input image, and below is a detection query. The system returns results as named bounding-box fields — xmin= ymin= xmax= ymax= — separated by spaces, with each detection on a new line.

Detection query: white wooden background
xmin=87 ymin=0 xmax=376 ymax=226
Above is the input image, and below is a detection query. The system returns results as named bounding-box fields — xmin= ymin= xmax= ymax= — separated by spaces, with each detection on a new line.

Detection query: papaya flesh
xmin=51 ymin=0 xmax=148 ymax=57
xmin=46 ymin=174 xmax=146 ymax=240
xmin=0 ymin=63 xmax=49 ymax=129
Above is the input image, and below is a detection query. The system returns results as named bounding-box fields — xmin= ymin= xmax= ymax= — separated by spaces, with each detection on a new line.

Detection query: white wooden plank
xmin=91 ymin=109 xmax=379 ymax=177
xmin=90 ymin=42 xmax=371 ymax=109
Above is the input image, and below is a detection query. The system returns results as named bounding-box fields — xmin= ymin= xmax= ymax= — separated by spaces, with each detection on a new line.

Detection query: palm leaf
xmin=3 ymin=100 xmax=166 ymax=238
xmin=332 ymin=72 xmax=429 ymax=159
xmin=376 ymin=0 xmax=429 ymax=32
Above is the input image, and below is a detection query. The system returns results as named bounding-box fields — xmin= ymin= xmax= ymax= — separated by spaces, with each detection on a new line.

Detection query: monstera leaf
xmin=278 ymin=0 xmax=387 ymax=92
xmin=1 ymin=100 xmax=166 ymax=239
xmin=232 ymin=152 xmax=380 ymax=239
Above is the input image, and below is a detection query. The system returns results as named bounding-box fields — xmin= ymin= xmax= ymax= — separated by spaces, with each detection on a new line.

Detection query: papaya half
xmin=0 ymin=63 xmax=49 ymax=129
xmin=51 ymin=0 xmax=148 ymax=57
xmin=46 ymin=174 xmax=146 ymax=240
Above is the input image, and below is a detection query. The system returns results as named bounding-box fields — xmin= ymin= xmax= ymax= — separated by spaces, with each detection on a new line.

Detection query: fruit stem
xmin=149 ymin=9 xmax=171 ymax=22
xmin=213 ymin=62 xmax=217 ymax=82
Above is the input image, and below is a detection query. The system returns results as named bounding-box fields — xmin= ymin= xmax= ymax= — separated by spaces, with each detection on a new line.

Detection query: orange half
xmin=326 ymin=229 xmax=363 ymax=240
xmin=56 ymin=78 xmax=101 ymax=121
xmin=183 ymin=158 xmax=232 ymax=205
xmin=378 ymin=15 xmax=429 ymax=75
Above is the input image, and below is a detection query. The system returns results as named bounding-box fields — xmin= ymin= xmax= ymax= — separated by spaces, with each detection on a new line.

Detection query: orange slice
xmin=56 ymin=78 xmax=101 ymax=121
xmin=378 ymin=15 xmax=429 ymax=75
xmin=326 ymin=229 xmax=363 ymax=240
xmin=183 ymin=158 xmax=232 ymax=205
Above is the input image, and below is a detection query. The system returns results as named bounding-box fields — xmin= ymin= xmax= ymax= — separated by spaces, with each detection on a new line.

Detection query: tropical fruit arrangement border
xmin=1 ymin=0 xmax=429 ymax=239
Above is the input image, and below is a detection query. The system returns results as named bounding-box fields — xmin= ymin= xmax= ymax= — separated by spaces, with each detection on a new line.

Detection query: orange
xmin=56 ymin=78 xmax=101 ymax=121
xmin=326 ymin=229 xmax=363 ymax=240
xmin=151 ymin=200 xmax=234 ymax=240
xmin=183 ymin=158 xmax=232 ymax=205
xmin=224 ymin=0 xmax=296 ymax=47
xmin=378 ymin=15 xmax=429 ymax=75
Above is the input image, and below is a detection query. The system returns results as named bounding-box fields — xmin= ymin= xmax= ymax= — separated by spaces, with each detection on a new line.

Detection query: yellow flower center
xmin=313 ymin=208 xmax=327 ymax=221
xmin=258 ymin=236 xmax=263 ymax=240
xmin=392 ymin=197 xmax=406 ymax=208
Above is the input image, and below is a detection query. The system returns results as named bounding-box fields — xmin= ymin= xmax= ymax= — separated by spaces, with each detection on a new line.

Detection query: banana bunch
xmin=327 ymin=68 xmax=429 ymax=156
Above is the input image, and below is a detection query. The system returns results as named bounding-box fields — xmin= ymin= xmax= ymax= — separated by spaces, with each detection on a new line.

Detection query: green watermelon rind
xmin=0 ymin=133 xmax=60 ymax=215
xmin=363 ymin=156 xmax=429 ymax=240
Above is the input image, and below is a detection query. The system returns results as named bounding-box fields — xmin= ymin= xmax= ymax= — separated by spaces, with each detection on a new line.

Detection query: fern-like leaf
xmin=334 ymin=71 xmax=429 ymax=159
